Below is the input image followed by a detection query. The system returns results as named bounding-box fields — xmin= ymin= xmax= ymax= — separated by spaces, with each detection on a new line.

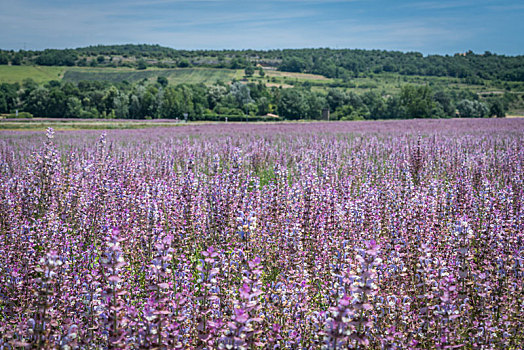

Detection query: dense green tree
xmin=257 ymin=96 xmax=270 ymax=115
xmin=0 ymin=52 xmax=9 ymax=65
xmin=304 ymin=91 xmax=326 ymax=119
xmin=362 ymin=91 xmax=386 ymax=119
xmin=35 ymin=49 xmax=77 ymax=66
xmin=489 ymin=99 xmax=506 ymax=118
xmin=62 ymin=82 xmax=80 ymax=97
xmin=229 ymin=58 xmax=243 ymax=69
xmin=333 ymin=104 xmax=369 ymax=120
xmin=384 ymin=95 xmax=406 ymax=119
xmin=246 ymin=82 xmax=269 ymax=101
xmin=0 ymin=94 xmax=7 ymax=113
xmin=0 ymin=83 xmax=20 ymax=113
xmin=400 ymin=85 xmax=435 ymax=118
xmin=158 ymin=85 xmax=194 ymax=119
xmin=229 ymin=82 xmax=253 ymax=111
xmin=137 ymin=59 xmax=148 ymax=70
xmin=456 ymin=100 xmax=489 ymax=118
xmin=208 ymin=84 xmax=227 ymax=110
xmin=103 ymin=86 xmax=119 ymax=111
xmin=65 ymin=96 xmax=83 ymax=117
xmin=277 ymin=89 xmax=307 ymax=119
xmin=113 ymin=92 xmax=129 ymax=118
xmin=326 ymin=89 xmax=349 ymax=112
xmin=159 ymin=86 xmax=180 ymax=118
xmin=141 ymin=85 xmax=160 ymax=118
xmin=245 ymin=66 xmax=255 ymax=77
xmin=84 ymin=90 xmax=106 ymax=115
xmin=346 ymin=92 xmax=365 ymax=110
xmin=177 ymin=59 xmax=190 ymax=68
xmin=128 ymin=94 xmax=142 ymax=119
xmin=433 ymin=91 xmax=455 ymax=117
xmin=189 ymin=84 xmax=209 ymax=118
xmin=157 ymin=76 xmax=169 ymax=88
xmin=47 ymin=88 xmax=67 ymax=117
xmin=279 ymin=57 xmax=308 ymax=73
xmin=22 ymin=78 xmax=38 ymax=90
xmin=24 ymin=86 xmax=50 ymax=117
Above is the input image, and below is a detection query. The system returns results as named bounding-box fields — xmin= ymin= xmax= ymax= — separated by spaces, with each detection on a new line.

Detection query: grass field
xmin=2 ymin=65 xmax=522 ymax=95
xmin=253 ymin=69 xmax=524 ymax=96
xmin=0 ymin=65 xmax=65 ymax=84
xmin=0 ymin=118 xmax=189 ymax=131
xmin=264 ymin=70 xmax=331 ymax=80
xmin=0 ymin=118 xmax=316 ymax=131
xmin=0 ymin=65 xmax=244 ymax=85
xmin=62 ymin=67 xmax=244 ymax=84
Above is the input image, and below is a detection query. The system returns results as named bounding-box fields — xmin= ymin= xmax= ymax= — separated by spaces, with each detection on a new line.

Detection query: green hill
xmin=2 ymin=44 xmax=523 ymax=82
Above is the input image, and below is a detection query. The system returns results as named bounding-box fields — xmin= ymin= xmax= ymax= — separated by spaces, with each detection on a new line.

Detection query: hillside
xmin=1 ymin=44 xmax=524 ymax=82
xmin=0 ymin=65 xmax=65 ymax=84
xmin=62 ymin=67 xmax=244 ymax=85
xmin=1 ymin=64 xmax=523 ymax=95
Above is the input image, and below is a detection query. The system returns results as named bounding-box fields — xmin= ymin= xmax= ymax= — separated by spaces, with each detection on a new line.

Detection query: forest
xmin=0 ymin=78 xmax=514 ymax=120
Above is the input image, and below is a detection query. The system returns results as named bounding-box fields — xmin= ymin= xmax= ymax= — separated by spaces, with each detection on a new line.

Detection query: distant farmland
xmin=0 ymin=65 xmax=65 ymax=84
xmin=0 ymin=65 xmax=244 ymax=85
xmin=62 ymin=67 xmax=244 ymax=84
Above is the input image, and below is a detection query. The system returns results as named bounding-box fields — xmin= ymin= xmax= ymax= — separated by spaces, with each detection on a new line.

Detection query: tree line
xmin=1 ymin=45 xmax=523 ymax=82
xmin=0 ymin=78 xmax=512 ymax=120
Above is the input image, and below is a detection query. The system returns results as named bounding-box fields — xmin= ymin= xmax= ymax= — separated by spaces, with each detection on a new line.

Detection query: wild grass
xmin=0 ymin=65 xmax=65 ymax=84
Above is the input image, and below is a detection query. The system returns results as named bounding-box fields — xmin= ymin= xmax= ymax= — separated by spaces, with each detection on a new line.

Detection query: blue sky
xmin=0 ymin=0 xmax=523 ymax=55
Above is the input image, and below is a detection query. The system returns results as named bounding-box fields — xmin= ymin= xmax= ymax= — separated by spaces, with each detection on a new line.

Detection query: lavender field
xmin=0 ymin=119 xmax=523 ymax=349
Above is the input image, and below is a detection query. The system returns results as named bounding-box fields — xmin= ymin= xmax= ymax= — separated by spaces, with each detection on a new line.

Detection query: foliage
xmin=0 ymin=52 xmax=8 ymax=65
xmin=157 ymin=76 xmax=168 ymax=88
xmin=399 ymin=85 xmax=435 ymax=118
xmin=34 ymin=49 xmax=77 ymax=66
xmin=489 ymin=99 xmax=506 ymax=118
xmin=277 ymin=88 xmax=308 ymax=119
xmin=0 ymin=74 xmax=514 ymax=120
xmin=137 ymin=59 xmax=148 ymax=70
xmin=456 ymin=99 xmax=489 ymax=118
xmin=244 ymin=66 xmax=255 ymax=77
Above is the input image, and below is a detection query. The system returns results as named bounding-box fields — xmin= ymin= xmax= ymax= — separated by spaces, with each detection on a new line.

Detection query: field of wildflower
xmin=0 ymin=119 xmax=522 ymax=349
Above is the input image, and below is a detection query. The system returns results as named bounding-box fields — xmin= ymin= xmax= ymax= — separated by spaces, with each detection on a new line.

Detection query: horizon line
xmin=2 ymin=43 xmax=523 ymax=57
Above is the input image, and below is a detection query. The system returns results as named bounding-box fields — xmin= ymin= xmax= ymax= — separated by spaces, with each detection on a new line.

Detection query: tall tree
xmin=400 ymin=85 xmax=435 ymax=118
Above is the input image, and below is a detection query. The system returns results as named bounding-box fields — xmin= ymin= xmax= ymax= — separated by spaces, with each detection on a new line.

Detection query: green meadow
xmin=0 ymin=65 xmax=66 ymax=84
